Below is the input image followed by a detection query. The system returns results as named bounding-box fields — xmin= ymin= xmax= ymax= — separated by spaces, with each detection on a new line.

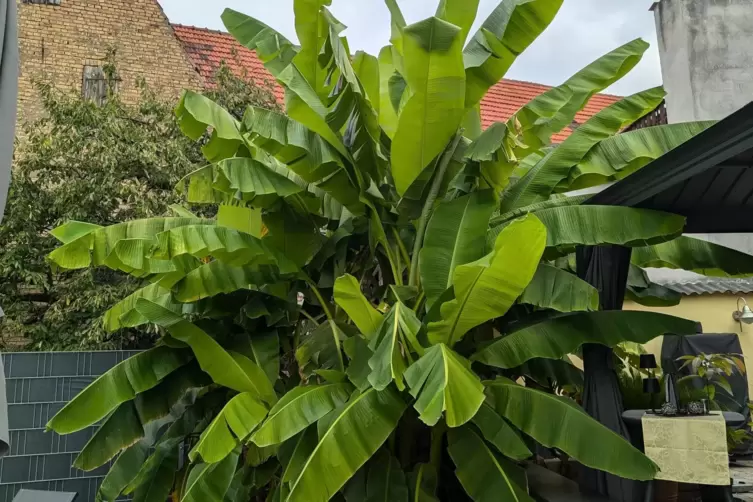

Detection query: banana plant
xmin=46 ymin=0 xmax=753 ymax=501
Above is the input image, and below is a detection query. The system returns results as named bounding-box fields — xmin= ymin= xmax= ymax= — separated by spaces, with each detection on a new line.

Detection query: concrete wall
xmin=16 ymin=0 xmax=203 ymax=123
xmin=653 ymin=0 xmax=753 ymax=123
xmin=624 ymin=294 xmax=753 ymax=391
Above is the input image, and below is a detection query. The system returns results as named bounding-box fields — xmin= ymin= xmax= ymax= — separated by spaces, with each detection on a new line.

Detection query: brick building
xmin=16 ymin=0 xmax=620 ymax=139
xmin=16 ymin=0 xmax=202 ymax=121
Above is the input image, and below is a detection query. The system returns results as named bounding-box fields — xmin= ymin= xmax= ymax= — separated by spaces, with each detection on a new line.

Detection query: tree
xmin=45 ymin=1 xmax=753 ymax=501
xmin=0 ymin=62 xmax=280 ymax=350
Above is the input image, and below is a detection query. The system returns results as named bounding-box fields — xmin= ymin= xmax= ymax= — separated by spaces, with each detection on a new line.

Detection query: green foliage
xmin=43 ymin=1 xmax=734 ymax=501
xmin=0 ymin=62 xmax=280 ymax=350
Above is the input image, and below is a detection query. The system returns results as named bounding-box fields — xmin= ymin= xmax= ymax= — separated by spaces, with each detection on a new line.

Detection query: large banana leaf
xmin=408 ymin=464 xmax=439 ymax=502
xmin=279 ymin=427 xmax=318 ymax=491
xmin=368 ymin=302 xmax=424 ymax=391
xmin=173 ymin=262 xmax=288 ymax=303
xmin=292 ymin=0 xmax=333 ymax=87
xmin=627 ymin=265 xmax=681 ymax=307
xmin=486 ymin=379 xmax=658 ymax=480
xmin=334 ymin=274 xmax=383 ymax=338
xmin=248 ymin=331 xmax=281 ymax=383
xmin=378 ymin=47 xmax=400 ymax=137
xmin=464 ymin=0 xmax=562 ymax=109
xmin=420 ymin=190 xmax=497 ymax=310
xmin=182 ymin=449 xmax=239 ymax=502
xmin=519 ymin=264 xmax=598 ymax=312
xmin=391 ymin=17 xmax=465 ymax=196
xmin=50 ymin=220 xmax=101 ymax=243
xmin=132 ymin=450 xmax=178 ymax=502
xmin=263 ymin=206 xmax=324 ymax=268
xmin=366 ymin=449 xmax=410 ymax=502
xmin=436 ymin=0 xmax=480 ymax=43
xmin=514 ymin=39 xmax=649 ymax=150
xmin=567 ymin=121 xmax=715 ymax=190
xmin=48 ymin=217 xmax=210 ymax=271
xmin=47 ymin=346 xmax=190 ymax=434
xmin=153 ymin=225 xmax=273 ymax=267
xmin=212 ymin=157 xmax=305 ymax=207
xmin=221 ymin=9 xmax=297 ymax=76
xmin=176 ymin=91 xmax=243 ymax=162
xmin=500 ymin=86 xmax=666 ymax=212
xmin=404 ymin=344 xmax=485 ymax=428
xmin=75 ymin=402 xmax=144 ymax=471
xmin=489 ymin=206 xmax=686 ymax=258
xmin=448 ymin=426 xmax=533 ymax=502
xmin=343 ymin=335 xmax=374 ymax=391
xmin=190 ymin=393 xmax=268 ymax=464
xmin=251 ymin=383 xmax=353 ymax=447
xmin=428 ymin=215 xmax=546 ymax=347
xmin=632 ymin=236 xmax=753 ymax=277
xmin=472 ymin=402 xmax=531 ymax=460
xmin=472 ymin=311 xmax=698 ymax=369
xmin=135 ymin=300 xmax=277 ymax=404
xmin=97 ymin=441 xmax=151 ymax=502
xmin=286 ymin=387 xmax=406 ymax=502
xmin=103 ymin=283 xmax=203 ymax=333
xmin=492 ymin=194 xmax=589 ymax=227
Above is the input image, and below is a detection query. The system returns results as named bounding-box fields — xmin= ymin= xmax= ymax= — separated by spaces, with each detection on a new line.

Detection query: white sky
xmin=158 ymin=0 xmax=662 ymax=96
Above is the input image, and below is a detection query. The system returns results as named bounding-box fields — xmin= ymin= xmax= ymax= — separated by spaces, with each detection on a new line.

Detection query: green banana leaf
xmin=182 ymin=449 xmax=239 ymax=502
xmin=172 ymin=262 xmax=288 ymax=303
xmin=47 ymin=346 xmax=191 ymax=434
xmin=251 ymin=383 xmax=353 ymax=447
xmin=408 ymin=463 xmax=439 ymax=502
xmin=514 ymin=39 xmax=649 ymax=150
xmin=420 ymin=190 xmax=497 ymax=310
xmin=471 ymin=402 xmax=532 ymax=460
xmin=334 ymin=274 xmax=383 ymax=338
xmin=103 ymin=283 xmax=201 ymax=333
xmin=491 ymin=194 xmax=589 ymax=227
xmin=292 ymin=0 xmax=334 ymax=87
xmin=520 ymin=264 xmax=598 ymax=312
xmin=152 ymin=225 xmax=273 ymax=267
xmin=436 ymin=0 xmax=480 ymax=42
xmin=213 ymin=157 xmax=305 ymax=207
xmin=486 ymin=379 xmax=658 ymax=480
xmin=295 ymin=321 xmax=346 ymax=377
xmin=50 ymin=220 xmax=101 ymax=243
xmin=248 ymin=331 xmax=281 ymax=383
xmin=391 ymin=16 xmax=465 ymax=196
xmin=285 ymin=387 xmax=406 ymax=502
xmin=343 ymin=336 xmax=373 ymax=391
xmin=567 ymin=121 xmax=716 ymax=190
xmin=279 ymin=427 xmax=318 ymax=487
xmin=131 ymin=450 xmax=178 ymax=502
xmin=464 ymin=0 xmax=562 ymax=109
xmin=472 ymin=311 xmax=698 ymax=369
xmin=385 ymin=0 xmax=406 ymax=56
xmin=632 ymin=236 xmax=753 ymax=277
xmin=403 ymin=344 xmax=485 ymax=428
xmin=378 ymin=47 xmax=400 ymax=137
xmin=190 ymin=393 xmax=269 ymax=464
xmin=368 ymin=302 xmax=424 ymax=391
xmin=353 ymin=51 xmax=380 ymax=112
xmin=135 ymin=300 xmax=277 ymax=404
xmin=366 ymin=449 xmax=410 ymax=502
xmin=96 ymin=441 xmax=151 ymax=501
xmin=626 ymin=265 xmax=682 ymax=307
xmin=448 ymin=426 xmax=533 ymax=502
xmin=75 ymin=402 xmax=145 ymax=471
xmin=519 ymin=357 xmax=584 ymax=389
xmin=221 ymin=9 xmax=297 ymax=76
xmin=428 ymin=215 xmax=546 ymax=347
xmin=48 ymin=217 xmax=210 ymax=271
xmin=489 ymin=206 xmax=686 ymax=258
xmin=263 ymin=206 xmax=324 ymax=268
xmin=176 ymin=90 xmax=243 ymax=162
xmin=500 ymin=86 xmax=666 ymax=212
xmin=205 ymin=204 xmax=260 ymax=236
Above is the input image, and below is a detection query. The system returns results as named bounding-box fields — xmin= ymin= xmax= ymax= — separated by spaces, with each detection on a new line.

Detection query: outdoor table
xmin=622 ymin=410 xmax=742 ymax=502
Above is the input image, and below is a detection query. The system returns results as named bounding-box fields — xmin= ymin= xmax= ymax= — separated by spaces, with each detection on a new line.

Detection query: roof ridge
xmin=171 ymin=23 xmax=232 ymax=36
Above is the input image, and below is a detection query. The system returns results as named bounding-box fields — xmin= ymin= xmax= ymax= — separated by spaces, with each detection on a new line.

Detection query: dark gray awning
xmin=0 ymin=0 xmax=16 ymax=223
xmin=587 ymin=101 xmax=753 ymax=232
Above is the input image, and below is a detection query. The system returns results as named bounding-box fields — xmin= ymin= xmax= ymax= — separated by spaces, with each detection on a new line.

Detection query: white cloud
xmin=158 ymin=0 xmax=662 ymax=95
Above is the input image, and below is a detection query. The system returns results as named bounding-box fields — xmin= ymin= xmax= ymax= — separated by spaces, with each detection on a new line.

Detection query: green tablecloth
xmin=641 ymin=412 xmax=729 ymax=485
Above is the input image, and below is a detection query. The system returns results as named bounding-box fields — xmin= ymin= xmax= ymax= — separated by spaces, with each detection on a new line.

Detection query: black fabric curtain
xmin=576 ymin=245 xmax=637 ymax=502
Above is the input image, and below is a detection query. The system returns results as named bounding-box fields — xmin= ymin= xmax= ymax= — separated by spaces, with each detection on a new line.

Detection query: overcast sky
xmin=158 ymin=0 xmax=662 ymax=96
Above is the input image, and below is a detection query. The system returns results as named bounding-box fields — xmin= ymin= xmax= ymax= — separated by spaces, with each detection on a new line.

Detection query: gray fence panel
xmin=0 ymin=351 xmax=141 ymax=502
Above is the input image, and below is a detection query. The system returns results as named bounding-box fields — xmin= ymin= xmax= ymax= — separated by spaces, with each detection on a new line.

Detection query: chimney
xmin=652 ymin=0 xmax=753 ymax=123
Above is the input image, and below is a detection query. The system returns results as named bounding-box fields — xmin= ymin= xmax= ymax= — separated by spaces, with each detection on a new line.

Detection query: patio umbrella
xmin=0 ymin=0 xmax=18 ymax=458
xmin=576 ymin=245 xmax=638 ymax=502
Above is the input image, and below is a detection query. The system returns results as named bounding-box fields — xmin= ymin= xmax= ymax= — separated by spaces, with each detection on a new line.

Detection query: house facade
xmin=16 ymin=0 xmax=202 ymax=121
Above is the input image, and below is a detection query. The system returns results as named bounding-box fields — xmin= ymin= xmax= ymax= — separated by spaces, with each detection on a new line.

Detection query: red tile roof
xmin=172 ymin=24 xmax=621 ymax=143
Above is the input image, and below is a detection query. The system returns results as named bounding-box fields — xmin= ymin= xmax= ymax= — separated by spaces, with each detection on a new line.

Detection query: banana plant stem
xmin=409 ymin=132 xmax=464 ymax=287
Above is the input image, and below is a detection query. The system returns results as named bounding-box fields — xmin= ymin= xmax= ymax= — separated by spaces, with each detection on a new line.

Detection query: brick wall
xmin=16 ymin=0 xmax=203 ymax=122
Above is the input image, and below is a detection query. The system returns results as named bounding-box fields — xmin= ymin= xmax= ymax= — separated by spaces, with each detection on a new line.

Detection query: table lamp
xmin=640 ymin=354 xmax=660 ymax=413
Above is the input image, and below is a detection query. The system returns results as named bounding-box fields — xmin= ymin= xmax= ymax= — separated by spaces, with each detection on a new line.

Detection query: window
xmin=21 ymin=0 xmax=62 ymax=5
xmin=81 ymin=65 xmax=119 ymax=106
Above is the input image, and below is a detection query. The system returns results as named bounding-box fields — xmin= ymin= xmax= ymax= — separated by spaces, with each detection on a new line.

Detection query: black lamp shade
xmin=643 ymin=377 xmax=660 ymax=394
xmin=639 ymin=354 xmax=657 ymax=370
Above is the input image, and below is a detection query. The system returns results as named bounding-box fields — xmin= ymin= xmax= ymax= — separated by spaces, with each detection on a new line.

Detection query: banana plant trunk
xmin=577 ymin=245 xmax=640 ymax=502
